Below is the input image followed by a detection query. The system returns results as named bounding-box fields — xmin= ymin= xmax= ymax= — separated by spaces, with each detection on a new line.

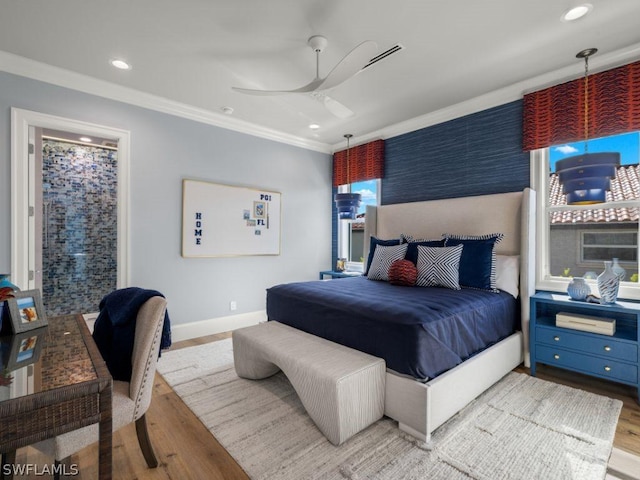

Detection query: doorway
xmin=38 ymin=131 xmax=119 ymax=315
xmin=11 ymin=108 xmax=131 ymax=314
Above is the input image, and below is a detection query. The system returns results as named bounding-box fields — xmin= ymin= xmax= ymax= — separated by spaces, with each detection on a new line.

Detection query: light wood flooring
xmin=14 ymin=332 xmax=640 ymax=479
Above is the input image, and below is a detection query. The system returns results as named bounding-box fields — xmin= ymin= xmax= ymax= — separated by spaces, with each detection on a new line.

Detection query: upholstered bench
xmin=232 ymin=321 xmax=385 ymax=445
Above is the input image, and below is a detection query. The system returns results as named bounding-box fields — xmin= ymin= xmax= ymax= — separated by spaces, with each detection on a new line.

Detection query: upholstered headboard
xmin=363 ymin=188 xmax=536 ymax=366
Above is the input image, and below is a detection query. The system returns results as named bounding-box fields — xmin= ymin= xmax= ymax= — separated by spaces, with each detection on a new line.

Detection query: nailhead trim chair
xmin=33 ymin=296 xmax=167 ymax=476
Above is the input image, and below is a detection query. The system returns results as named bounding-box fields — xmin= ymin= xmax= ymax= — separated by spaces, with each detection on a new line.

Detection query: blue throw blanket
xmin=93 ymin=287 xmax=172 ymax=382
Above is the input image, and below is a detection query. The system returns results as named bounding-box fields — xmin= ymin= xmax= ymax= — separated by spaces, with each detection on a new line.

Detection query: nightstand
xmin=530 ymin=291 xmax=639 ymax=402
xmin=319 ymin=270 xmax=362 ymax=280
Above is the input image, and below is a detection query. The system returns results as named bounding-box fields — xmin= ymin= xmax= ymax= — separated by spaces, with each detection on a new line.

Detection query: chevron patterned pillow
xmin=416 ymin=244 xmax=463 ymax=289
xmin=367 ymin=243 xmax=409 ymax=281
xmin=364 ymin=237 xmax=402 ymax=275
xmin=388 ymin=259 xmax=418 ymax=286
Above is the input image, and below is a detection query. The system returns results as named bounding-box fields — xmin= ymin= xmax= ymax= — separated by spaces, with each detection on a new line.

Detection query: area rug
xmin=157 ymin=339 xmax=623 ymax=480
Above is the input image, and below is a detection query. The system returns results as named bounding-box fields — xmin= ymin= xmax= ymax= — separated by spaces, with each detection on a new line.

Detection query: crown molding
xmin=334 ymin=42 xmax=640 ymax=150
xmin=0 ymin=50 xmax=332 ymax=154
xmin=2 ymin=45 xmax=639 ymax=156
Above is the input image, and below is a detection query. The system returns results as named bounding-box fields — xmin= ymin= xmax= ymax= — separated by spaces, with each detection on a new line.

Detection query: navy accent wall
xmin=382 ymin=100 xmax=530 ymax=205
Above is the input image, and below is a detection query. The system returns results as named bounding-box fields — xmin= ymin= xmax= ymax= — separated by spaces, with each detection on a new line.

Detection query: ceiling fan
xmin=232 ymin=35 xmax=378 ymax=118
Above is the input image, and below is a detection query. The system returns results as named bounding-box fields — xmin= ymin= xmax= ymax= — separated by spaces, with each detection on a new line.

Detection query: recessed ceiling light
xmin=309 ymin=124 xmax=320 ymax=130
xmin=561 ymin=4 xmax=592 ymax=22
xmin=221 ymin=106 xmax=234 ymax=115
xmin=110 ymin=59 xmax=131 ymax=70
xmin=79 ymin=136 xmax=92 ymax=143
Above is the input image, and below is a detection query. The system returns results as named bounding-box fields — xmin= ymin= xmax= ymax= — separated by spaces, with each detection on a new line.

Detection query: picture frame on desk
xmin=5 ymin=290 xmax=48 ymax=333
xmin=2 ymin=327 xmax=47 ymax=371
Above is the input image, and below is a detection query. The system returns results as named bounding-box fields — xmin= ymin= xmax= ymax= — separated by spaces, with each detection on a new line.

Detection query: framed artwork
xmin=2 ymin=328 xmax=46 ymax=371
xmin=182 ymin=179 xmax=281 ymax=257
xmin=253 ymin=201 xmax=266 ymax=219
xmin=6 ymin=290 xmax=48 ymax=333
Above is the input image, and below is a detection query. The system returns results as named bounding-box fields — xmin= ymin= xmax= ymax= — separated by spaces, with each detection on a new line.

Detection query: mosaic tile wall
xmin=41 ymin=140 xmax=118 ymax=316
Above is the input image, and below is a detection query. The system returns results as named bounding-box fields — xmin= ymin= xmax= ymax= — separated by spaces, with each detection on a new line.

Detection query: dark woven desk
xmin=0 ymin=314 xmax=112 ymax=479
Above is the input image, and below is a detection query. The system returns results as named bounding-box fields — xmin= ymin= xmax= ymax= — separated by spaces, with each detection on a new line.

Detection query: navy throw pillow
xmin=444 ymin=233 xmax=504 ymax=291
xmin=405 ymin=239 xmax=445 ymax=265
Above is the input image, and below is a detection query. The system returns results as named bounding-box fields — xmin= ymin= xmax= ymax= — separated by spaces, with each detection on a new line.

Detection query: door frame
xmin=11 ymin=108 xmax=131 ymax=290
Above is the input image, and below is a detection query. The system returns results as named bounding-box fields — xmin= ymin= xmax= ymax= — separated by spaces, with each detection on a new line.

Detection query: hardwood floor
xmin=15 ymin=332 xmax=248 ymax=480
xmin=14 ymin=332 xmax=640 ymax=479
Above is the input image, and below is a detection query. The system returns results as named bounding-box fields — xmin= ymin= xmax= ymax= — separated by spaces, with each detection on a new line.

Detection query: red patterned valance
xmin=523 ymin=60 xmax=640 ymax=151
xmin=333 ymin=139 xmax=385 ymax=187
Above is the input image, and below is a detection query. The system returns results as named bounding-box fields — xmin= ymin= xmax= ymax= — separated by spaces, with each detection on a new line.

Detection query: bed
xmin=267 ymin=188 xmax=536 ymax=441
xmin=267 ymin=277 xmax=518 ymax=381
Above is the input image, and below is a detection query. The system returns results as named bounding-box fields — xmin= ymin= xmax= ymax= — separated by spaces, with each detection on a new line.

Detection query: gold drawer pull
xmin=553 ymin=354 xmax=560 ymax=360
xmin=604 ymin=346 xmax=611 ymax=352
xmin=604 ymin=366 xmax=612 ymax=372
xmin=553 ymin=336 xmax=560 ymax=341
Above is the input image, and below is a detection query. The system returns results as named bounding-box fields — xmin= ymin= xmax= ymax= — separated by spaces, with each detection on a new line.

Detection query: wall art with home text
xmin=182 ymin=179 xmax=281 ymax=257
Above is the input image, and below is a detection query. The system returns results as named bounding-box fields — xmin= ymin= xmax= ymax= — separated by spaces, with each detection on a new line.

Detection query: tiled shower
xmin=41 ymin=139 xmax=118 ymax=316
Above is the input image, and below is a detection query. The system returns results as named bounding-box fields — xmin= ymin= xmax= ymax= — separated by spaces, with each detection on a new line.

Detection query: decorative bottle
xmin=611 ymin=258 xmax=626 ymax=282
xmin=567 ymin=277 xmax=590 ymax=301
xmin=597 ymin=261 xmax=619 ymax=305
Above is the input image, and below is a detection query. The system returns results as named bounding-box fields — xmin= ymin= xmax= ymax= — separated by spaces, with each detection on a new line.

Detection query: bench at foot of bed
xmin=232 ymin=321 xmax=385 ymax=446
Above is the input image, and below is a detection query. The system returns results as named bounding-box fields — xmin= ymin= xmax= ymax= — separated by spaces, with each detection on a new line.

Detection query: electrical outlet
xmin=229 ymin=301 xmax=237 ymax=311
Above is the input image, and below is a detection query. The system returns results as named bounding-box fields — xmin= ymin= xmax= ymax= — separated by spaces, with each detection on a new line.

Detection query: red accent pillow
xmin=388 ymin=259 xmax=418 ymax=286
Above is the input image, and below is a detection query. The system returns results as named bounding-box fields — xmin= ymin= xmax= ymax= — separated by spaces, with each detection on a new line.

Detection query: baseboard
xmin=171 ymin=310 xmax=266 ymax=342
xmin=608 ymin=448 xmax=640 ymax=480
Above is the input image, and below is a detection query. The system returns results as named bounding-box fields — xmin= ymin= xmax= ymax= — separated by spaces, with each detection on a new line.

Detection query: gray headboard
xmin=363 ymin=188 xmax=536 ymax=366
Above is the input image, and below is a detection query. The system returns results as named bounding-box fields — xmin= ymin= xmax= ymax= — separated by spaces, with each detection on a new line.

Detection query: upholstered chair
xmin=32 ymin=296 xmax=167 ymax=476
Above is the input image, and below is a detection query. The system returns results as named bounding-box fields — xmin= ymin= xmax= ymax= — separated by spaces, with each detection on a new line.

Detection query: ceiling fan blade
xmin=232 ymin=78 xmax=324 ymax=95
xmin=323 ymin=95 xmax=355 ymax=118
xmin=317 ymin=40 xmax=378 ymax=91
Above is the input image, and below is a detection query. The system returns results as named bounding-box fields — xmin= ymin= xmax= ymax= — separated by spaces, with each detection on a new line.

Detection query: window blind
xmin=523 ymin=60 xmax=640 ymax=151
xmin=333 ymin=139 xmax=385 ymax=186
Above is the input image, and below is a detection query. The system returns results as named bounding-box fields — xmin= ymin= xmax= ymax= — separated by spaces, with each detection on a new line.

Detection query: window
xmin=581 ymin=231 xmax=637 ymax=264
xmin=533 ymin=131 xmax=640 ymax=297
xmin=337 ymin=179 xmax=379 ymax=268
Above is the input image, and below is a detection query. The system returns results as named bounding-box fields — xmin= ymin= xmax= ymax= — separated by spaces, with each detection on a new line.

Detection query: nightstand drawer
xmin=536 ymin=345 xmax=638 ymax=384
xmin=536 ymin=326 xmax=637 ymax=362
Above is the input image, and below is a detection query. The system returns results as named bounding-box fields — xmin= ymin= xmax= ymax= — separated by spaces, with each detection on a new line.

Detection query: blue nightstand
xmin=530 ymin=291 xmax=639 ymax=402
xmin=319 ymin=270 xmax=362 ymax=280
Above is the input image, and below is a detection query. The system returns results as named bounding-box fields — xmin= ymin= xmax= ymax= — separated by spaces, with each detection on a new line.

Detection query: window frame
xmin=531 ymin=148 xmax=640 ymax=299
xmin=337 ymin=179 xmax=380 ymax=269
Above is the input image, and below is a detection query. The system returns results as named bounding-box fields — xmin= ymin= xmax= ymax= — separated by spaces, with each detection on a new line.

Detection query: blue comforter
xmin=266 ymin=276 xmax=517 ymax=380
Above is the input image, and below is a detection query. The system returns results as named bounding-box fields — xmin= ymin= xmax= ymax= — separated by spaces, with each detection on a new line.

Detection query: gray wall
xmin=0 ymin=72 xmax=332 ymax=326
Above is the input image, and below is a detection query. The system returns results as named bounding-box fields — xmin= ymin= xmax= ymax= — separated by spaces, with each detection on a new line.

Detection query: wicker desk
xmin=0 ymin=314 xmax=112 ymax=479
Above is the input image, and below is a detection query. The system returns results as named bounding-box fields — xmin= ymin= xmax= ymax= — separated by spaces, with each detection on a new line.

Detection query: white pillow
xmin=367 ymin=243 xmax=408 ymax=281
xmin=496 ymin=255 xmax=520 ymax=298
